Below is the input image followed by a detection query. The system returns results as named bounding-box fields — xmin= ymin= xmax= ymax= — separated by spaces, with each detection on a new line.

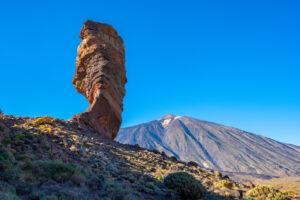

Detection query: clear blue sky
xmin=0 ymin=1 xmax=299 ymax=145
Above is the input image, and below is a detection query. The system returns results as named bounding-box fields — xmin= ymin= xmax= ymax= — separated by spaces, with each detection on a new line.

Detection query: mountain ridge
xmin=117 ymin=114 xmax=300 ymax=176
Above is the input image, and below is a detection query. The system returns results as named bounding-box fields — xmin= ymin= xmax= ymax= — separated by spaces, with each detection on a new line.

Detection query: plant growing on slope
xmin=217 ymin=180 xmax=233 ymax=189
xmin=163 ymin=172 xmax=206 ymax=200
xmin=30 ymin=116 xmax=57 ymax=126
xmin=246 ymin=185 xmax=290 ymax=200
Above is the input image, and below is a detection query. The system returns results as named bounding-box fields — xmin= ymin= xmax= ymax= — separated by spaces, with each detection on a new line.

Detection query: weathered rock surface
xmin=72 ymin=20 xmax=127 ymax=140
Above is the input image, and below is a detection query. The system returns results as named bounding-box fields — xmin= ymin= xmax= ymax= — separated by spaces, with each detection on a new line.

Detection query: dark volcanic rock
xmin=72 ymin=20 xmax=127 ymax=140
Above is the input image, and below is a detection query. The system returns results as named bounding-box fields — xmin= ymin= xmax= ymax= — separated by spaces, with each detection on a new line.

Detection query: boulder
xmin=72 ymin=20 xmax=127 ymax=140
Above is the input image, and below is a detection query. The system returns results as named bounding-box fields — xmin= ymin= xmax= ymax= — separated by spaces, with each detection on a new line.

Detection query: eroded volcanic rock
xmin=72 ymin=20 xmax=127 ymax=140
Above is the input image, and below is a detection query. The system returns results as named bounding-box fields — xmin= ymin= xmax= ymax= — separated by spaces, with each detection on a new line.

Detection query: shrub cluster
xmin=246 ymin=185 xmax=290 ymax=200
xmin=163 ymin=172 xmax=206 ymax=200
xmin=281 ymin=190 xmax=298 ymax=197
xmin=31 ymin=116 xmax=57 ymax=126
xmin=217 ymin=180 xmax=233 ymax=189
xmin=0 ymin=182 xmax=20 ymax=199
xmin=0 ymin=148 xmax=145 ymax=199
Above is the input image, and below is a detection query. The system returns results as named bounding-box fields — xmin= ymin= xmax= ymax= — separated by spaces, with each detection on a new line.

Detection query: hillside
xmin=0 ymin=114 xmax=259 ymax=200
xmin=117 ymin=114 xmax=300 ymax=176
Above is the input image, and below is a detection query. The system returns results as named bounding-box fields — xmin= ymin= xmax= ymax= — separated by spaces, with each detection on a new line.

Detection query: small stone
xmin=161 ymin=151 xmax=167 ymax=157
xmin=214 ymin=171 xmax=222 ymax=178
xmin=150 ymin=168 xmax=156 ymax=172
xmin=170 ymin=156 xmax=177 ymax=161
xmin=152 ymin=149 xmax=160 ymax=154
xmin=13 ymin=139 xmax=24 ymax=146
xmin=188 ymin=161 xmax=198 ymax=167
xmin=222 ymin=175 xmax=230 ymax=180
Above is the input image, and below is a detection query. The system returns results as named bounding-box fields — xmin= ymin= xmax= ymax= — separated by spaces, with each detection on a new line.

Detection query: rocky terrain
xmin=117 ymin=114 xmax=300 ymax=177
xmin=72 ymin=20 xmax=127 ymax=140
xmin=0 ymin=20 xmax=297 ymax=200
xmin=0 ymin=114 xmax=257 ymax=199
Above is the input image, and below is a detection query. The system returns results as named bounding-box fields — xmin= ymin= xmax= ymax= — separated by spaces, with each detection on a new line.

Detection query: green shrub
xmin=1 ymin=139 xmax=11 ymax=145
xmin=0 ymin=182 xmax=16 ymax=194
xmin=0 ymin=192 xmax=20 ymax=200
xmin=0 ymin=109 xmax=3 ymax=115
xmin=16 ymin=134 xmax=26 ymax=140
xmin=281 ymin=190 xmax=298 ymax=197
xmin=246 ymin=185 xmax=290 ymax=200
xmin=0 ymin=153 xmax=14 ymax=170
xmin=40 ymin=195 xmax=58 ymax=200
xmin=156 ymin=175 xmax=163 ymax=182
xmin=163 ymin=172 xmax=206 ymax=200
xmin=31 ymin=116 xmax=56 ymax=126
xmin=2 ymin=166 xmax=21 ymax=182
xmin=217 ymin=180 xmax=233 ymax=189
xmin=16 ymin=154 xmax=35 ymax=161
xmin=22 ymin=161 xmax=78 ymax=183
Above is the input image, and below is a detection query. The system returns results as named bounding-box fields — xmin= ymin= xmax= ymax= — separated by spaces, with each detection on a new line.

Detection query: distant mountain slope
xmin=116 ymin=114 xmax=300 ymax=176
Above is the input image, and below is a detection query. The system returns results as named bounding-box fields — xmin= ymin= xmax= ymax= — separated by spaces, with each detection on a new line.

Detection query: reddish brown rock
xmin=72 ymin=20 xmax=127 ymax=140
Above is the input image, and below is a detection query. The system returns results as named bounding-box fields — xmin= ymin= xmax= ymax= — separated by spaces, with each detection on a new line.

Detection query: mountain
xmin=116 ymin=114 xmax=300 ymax=176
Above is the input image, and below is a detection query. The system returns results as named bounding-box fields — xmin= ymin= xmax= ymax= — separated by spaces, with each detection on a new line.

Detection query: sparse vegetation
xmin=246 ymin=185 xmax=290 ymax=200
xmin=163 ymin=172 xmax=206 ymax=200
xmin=0 ymin=114 xmax=249 ymax=199
xmin=31 ymin=116 xmax=56 ymax=126
xmin=281 ymin=190 xmax=298 ymax=197
xmin=1 ymin=138 xmax=11 ymax=145
xmin=217 ymin=180 xmax=234 ymax=189
xmin=0 ymin=182 xmax=20 ymax=200
xmin=16 ymin=134 xmax=26 ymax=140
xmin=0 ymin=192 xmax=20 ymax=200
xmin=0 ymin=153 xmax=14 ymax=170
xmin=16 ymin=154 xmax=35 ymax=160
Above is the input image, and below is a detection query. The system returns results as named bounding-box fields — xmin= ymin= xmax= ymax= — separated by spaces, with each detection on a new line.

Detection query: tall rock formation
xmin=72 ymin=20 xmax=127 ymax=140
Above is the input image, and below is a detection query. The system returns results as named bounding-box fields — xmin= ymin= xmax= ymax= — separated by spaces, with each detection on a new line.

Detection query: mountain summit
xmin=117 ymin=115 xmax=300 ymax=176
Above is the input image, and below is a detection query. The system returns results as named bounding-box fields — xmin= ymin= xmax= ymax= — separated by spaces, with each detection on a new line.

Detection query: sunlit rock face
xmin=72 ymin=20 xmax=127 ymax=140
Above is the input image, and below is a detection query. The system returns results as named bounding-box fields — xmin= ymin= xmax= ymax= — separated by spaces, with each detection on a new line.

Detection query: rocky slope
xmin=0 ymin=114 xmax=258 ymax=200
xmin=117 ymin=114 xmax=300 ymax=177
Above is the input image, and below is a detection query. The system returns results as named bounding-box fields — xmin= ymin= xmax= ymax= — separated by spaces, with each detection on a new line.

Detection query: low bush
xmin=281 ymin=190 xmax=298 ymax=197
xmin=2 ymin=166 xmax=21 ymax=182
xmin=1 ymin=139 xmax=11 ymax=145
xmin=40 ymin=195 xmax=58 ymax=200
xmin=0 ymin=153 xmax=14 ymax=170
xmin=0 ymin=192 xmax=20 ymax=200
xmin=31 ymin=116 xmax=56 ymax=126
xmin=163 ymin=172 xmax=206 ymax=200
xmin=16 ymin=154 xmax=35 ymax=161
xmin=217 ymin=180 xmax=233 ymax=189
xmin=22 ymin=161 xmax=77 ymax=183
xmin=246 ymin=185 xmax=290 ymax=200
xmin=16 ymin=134 xmax=26 ymax=140
xmin=0 ymin=182 xmax=16 ymax=194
